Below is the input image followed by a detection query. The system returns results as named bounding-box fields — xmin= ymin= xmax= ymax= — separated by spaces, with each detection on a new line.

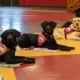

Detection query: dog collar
xmin=38 ymin=32 xmax=48 ymax=46
xmin=0 ymin=42 xmax=10 ymax=56
xmin=64 ymin=27 xmax=75 ymax=39
xmin=64 ymin=27 xmax=75 ymax=34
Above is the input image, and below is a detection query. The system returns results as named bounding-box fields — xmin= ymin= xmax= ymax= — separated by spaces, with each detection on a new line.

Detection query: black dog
xmin=61 ymin=11 xmax=80 ymax=28
xmin=0 ymin=29 xmax=35 ymax=64
xmin=18 ymin=21 xmax=75 ymax=51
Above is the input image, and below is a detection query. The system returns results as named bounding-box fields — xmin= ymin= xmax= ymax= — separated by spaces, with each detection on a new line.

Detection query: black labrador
xmin=0 ymin=29 xmax=35 ymax=64
xmin=61 ymin=11 xmax=80 ymax=28
xmin=18 ymin=21 xmax=75 ymax=51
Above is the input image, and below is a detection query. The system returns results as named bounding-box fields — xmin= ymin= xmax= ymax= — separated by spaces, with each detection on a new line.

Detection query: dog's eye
xmin=11 ymin=32 xmax=14 ymax=34
xmin=78 ymin=20 xmax=80 ymax=22
xmin=74 ymin=20 xmax=76 ymax=22
xmin=74 ymin=26 xmax=76 ymax=28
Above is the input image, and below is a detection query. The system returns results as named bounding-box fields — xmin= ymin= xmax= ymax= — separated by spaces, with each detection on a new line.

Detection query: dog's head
xmin=76 ymin=11 xmax=80 ymax=17
xmin=41 ymin=21 xmax=57 ymax=35
xmin=1 ymin=29 xmax=21 ymax=48
xmin=71 ymin=18 xmax=80 ymax=30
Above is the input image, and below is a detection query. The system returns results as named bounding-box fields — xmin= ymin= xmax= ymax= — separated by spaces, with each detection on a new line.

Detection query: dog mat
xmin=0 ymin=76 xmax=3 ymax=80
xmin=23 ymin=47 xmax=59 ymax=52
xmin=0 ymin=63 xmax=22 ymax=68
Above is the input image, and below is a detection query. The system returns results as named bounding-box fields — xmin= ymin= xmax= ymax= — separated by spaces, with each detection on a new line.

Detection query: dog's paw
xmin=60 ymin=48 xmax=71 ymax=51
xmin=23 ymin=57 xmax=35 ymax=64
xmin=67 ymin=47 xmax=75 ymax=50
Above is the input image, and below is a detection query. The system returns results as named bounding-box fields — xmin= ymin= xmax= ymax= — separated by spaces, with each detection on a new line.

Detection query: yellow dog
xmin=53 ymin=18 xmax=80 ymax=40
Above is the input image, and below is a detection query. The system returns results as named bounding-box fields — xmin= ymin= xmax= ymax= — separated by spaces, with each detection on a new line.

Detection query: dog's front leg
xmin=4 ymin=50 xmax=35 ymax=64
xmin=73 ymin=37 xmax=80 ymax=40
xmin=67 ymin=32 xmax=80 ymax=40
xmin=75 ymin=32 xmax=80 ymax=40
xmin=57 ymin=44 xmax=75 ymax=51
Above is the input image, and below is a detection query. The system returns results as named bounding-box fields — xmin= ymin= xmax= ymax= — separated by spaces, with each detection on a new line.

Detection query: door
xmin=12 ymin=0 xmax=19 ymax=6
xmin=0 ymin=0 xmax=19 ymax=6
xmin=1 ymin=0 xmax=11 ymax=6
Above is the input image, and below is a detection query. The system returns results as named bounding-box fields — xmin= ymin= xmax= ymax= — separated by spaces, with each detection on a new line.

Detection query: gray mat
xmin=0 ymin=63 xmax=22 ymax=68
xmin=0 ymin=76 xmax=3 ymax=80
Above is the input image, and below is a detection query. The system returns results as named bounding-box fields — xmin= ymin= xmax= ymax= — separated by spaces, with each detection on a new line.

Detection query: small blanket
xmin=0 ymin=63 xmax=22 ymax=68
xmin=0 ymin=76 xmax=3 ymax=80
xmin=23 ymin=47 xmax=59 ymax=52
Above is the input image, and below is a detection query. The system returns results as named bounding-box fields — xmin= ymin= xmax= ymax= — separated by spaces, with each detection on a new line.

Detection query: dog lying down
xmin=53 ymin=18 xmax=80 ymax=40
xmin=0 ymin=29 xmax=35 ymax=64
xmin=18 ymin=21 xmax=75 ymax=51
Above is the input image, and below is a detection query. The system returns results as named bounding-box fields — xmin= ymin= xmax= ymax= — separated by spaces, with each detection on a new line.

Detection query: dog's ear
xmin=41 ymin=21 xmax=49 ymax=30
xmin=49 ymin=21 xmax=57 ymax=29
xmin=71 ymin=18 xmax=73 ymax=23
xmin=12 ymin=29 xmax=21 ymax=37
xmin=1 ymin=31 xmax=7 ymax=38
xmin=76 ymin=11 xmax=80 ymax=17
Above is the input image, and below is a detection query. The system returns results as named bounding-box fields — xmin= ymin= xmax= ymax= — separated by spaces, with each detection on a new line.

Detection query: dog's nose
xmin=7 ymin=34 xmax=13 ymax=42
xmin=8 ymin=34 xmax=12 ymax=39
xmin=76 ymin=23 xmax=79 ymax=26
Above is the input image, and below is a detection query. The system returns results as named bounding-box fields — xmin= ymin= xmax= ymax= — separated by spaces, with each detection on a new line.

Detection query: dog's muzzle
xmin=7 ymin=34 xmax=17 ymax=46
xmin=45 ymin=27 xmax=53 ymax=35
